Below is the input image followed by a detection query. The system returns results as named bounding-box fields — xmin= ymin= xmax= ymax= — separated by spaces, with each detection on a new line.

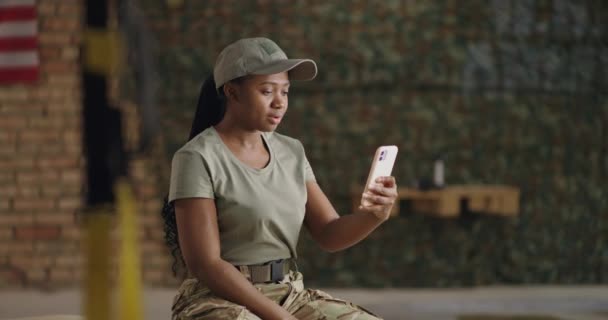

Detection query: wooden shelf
xmin=352 ymin=185 xmax=520 ymax=218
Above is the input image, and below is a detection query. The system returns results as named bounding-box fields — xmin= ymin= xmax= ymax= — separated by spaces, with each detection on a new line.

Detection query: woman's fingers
xmin=375 ymin=176 xmax=396 ymax=188
xmin=362 ymin=192 xmax=394 ymax=206
xmin=368 ymin=181 xmax=397 ymax=197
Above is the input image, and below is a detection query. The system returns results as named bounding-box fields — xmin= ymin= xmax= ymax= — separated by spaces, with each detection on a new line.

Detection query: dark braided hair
xmin=161 ymin=75 xmax=245 ymax=277
xmin=161 ymin=74 xmax=227 ymax=277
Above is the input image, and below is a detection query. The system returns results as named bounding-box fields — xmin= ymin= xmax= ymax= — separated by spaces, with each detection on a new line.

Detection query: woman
xmin=162 ymin=37 xmax=398 ymax=320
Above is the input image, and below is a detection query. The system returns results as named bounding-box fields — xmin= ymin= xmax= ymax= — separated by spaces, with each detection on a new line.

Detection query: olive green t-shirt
xmin=168 ymin=126 xmax=315 ymax=265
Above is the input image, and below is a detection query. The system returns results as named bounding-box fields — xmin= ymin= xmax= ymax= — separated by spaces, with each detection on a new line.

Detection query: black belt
xmin=235 ymin=259 xmax=293 ymax=284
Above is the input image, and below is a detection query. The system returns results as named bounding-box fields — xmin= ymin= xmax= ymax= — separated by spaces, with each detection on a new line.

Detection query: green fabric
xmin=169 ymin=127 xmax=315 ymax=265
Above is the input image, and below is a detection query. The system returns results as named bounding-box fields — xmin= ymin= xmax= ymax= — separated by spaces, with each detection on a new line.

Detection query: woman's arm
xmin=304 ymin=176 xmax=397 ymax=252
xmin=174 ymin=198 xmax=295 ymax=320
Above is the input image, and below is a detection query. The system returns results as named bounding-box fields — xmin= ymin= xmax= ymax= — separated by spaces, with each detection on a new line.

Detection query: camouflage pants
xmin=172 ymin=271 xmax=382 ymax=320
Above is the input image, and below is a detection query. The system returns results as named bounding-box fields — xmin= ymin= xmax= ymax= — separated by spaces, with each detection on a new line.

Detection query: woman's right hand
xmin=358 ymin=176 xmax=398 ymax=221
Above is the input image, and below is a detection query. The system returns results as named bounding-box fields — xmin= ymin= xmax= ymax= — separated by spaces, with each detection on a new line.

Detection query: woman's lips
xmin=269 ymin=115 xmax=282 ymax=124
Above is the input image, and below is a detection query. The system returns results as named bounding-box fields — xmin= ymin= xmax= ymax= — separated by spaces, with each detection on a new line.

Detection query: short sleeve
xmin=168 ymin=149 xmax=214 ymax=202
xmin=300 ymin=142 xmax=316 ymax=183
xmin=304 ymin=156 xmax=316 ymax=182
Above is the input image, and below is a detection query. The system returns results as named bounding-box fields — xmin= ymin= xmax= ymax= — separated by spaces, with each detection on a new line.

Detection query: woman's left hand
xmin=358 ymin=176 xmax=398 ymax=221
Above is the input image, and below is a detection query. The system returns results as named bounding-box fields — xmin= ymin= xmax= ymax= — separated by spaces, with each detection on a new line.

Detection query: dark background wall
xmin=142 ymin=0 xmax=607 ymax=287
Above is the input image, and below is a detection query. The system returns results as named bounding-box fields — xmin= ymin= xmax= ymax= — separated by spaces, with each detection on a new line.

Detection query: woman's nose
xmin=272 ymin=94 xmax=286 ymax=108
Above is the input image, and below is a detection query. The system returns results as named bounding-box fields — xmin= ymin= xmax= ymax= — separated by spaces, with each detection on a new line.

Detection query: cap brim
xmin=250 ymin=59 xmax=317 ymax=81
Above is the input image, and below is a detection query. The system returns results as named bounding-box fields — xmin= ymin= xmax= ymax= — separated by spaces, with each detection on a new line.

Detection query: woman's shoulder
xmin=265 ymin=131 xmax=306 ymax=153
xmin=174 ymin=127 xmax=220 ymax=157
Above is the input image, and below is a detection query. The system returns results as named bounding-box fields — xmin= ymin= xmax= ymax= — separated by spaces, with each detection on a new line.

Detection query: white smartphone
xmin=361 ymin=145 xmax=398 ymax=206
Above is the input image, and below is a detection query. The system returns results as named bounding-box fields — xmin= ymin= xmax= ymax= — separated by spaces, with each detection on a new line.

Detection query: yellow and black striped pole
xmin=82 ymin=1 xmax=142 ymax=319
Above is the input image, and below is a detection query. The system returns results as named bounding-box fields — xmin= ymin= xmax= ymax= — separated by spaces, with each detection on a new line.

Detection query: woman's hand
xmin=358 ymin=176 xmax=398 ymax=221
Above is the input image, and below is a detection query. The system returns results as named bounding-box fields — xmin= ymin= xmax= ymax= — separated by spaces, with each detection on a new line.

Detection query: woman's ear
xmin=223 ymin=83 xmax=239 ymax=102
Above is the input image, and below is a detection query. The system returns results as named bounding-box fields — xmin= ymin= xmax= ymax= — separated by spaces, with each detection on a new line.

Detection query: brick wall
xmin=0 ymin=0 xmax=171 ymax=288
xmin=0 ymin=0 xmax=83 ymax=287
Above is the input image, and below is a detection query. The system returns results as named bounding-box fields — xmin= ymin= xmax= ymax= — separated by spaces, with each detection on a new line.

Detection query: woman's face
xmin=227 ymin=72 xmax=290 ymax=132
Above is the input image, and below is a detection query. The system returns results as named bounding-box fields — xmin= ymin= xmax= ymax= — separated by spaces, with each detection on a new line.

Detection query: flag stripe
xmin=0 ymin=51 xmax=38 ymax=67
xmin=0 ymin=6 xmax=36 ymax=22
xmin=0 ymin=20 xmax=36 ymax=37
xmin=0 ymin=37 xmax=37 ymax=51
xmin=0 ymin=0 xmax=36 ymax=9
xmin=0 ymin=0 xmax=39 ymax=84
xmin=0 ymin=66 xmax=38 ymax=83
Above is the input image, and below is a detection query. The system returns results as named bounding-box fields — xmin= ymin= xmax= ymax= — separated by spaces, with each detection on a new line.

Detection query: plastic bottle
xmin=433 ymin=155 xmax=444 ymax=188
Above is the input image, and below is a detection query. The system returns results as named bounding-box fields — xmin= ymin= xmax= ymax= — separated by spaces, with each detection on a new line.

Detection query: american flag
xmin=0 ymin=0 xmax=38 ymax=84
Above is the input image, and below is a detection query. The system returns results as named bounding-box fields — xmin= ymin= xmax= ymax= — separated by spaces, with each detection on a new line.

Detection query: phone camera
xmin=379 ymin=150 xmax=386 ymax=161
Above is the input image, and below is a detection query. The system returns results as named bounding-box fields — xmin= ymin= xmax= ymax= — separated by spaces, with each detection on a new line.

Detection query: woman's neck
xmin=213 ymin=120 xmax=262 ymax=150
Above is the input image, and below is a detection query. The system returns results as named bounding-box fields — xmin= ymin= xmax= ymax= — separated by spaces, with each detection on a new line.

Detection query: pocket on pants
xmin=297 ymin=289 xmax=382 ymax=320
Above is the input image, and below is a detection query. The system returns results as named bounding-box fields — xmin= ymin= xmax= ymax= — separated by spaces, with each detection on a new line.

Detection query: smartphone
xmin=361 ymin=145 xmax=398 ymax=206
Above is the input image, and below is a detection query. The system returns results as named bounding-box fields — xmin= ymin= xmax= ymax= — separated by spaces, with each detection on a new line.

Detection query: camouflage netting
xmin=136 ymin=0 xmax=607 ymax=287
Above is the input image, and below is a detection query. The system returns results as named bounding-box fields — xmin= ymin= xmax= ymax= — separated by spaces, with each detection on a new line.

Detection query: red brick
xmin=13 ymin=199 xmax=55 ymax=211
xmin=15 ymin=225 xmax=61 ymax=240
xmin=4 ymin=158 xmax=35 ymax=170
xmin=19 ymin=131 xmax=62 ymax=144
xmin=34 ymin=212 xmax=76 ymax=224
xmin=0 ymin=266 xmax=26 ymax=286
xmin=143 ymin=268 xmax=164 ymax=284
xmin=42 ymin=17 xmax=80 ymax=32
xmin=40 ymin=171 xmax=61 ymax=183
xmin=0 ymin=227 xmax=12 ymax=240
xmin=0 ymin=132 xmax=18 ymax=144
xmin=37 ymin=2 xmax=56 ymax=15
xmin=0 ymin=242 xmax=34 ymax=255
xmin=37 ymin=157 xmax=80 ymax=169
xmin=58 ymin=197 xmax=82 ymax=211
xmin=49 ymin=268 xmax=75 ymax=283
xmin=61 ymin=47 xmax=79 ymax=60
xmin=0 ymin=214 xmax=33 ymax=225
xmin=0 ymin=172 xmax=15 ymax=183
xmin=57 ymin=3 xmax=81 ymax=16
xmin=63 ymin=143 xmax=82 ymax=155
xmin=62 ymin=131 xmax=81 ymax=144
xmin=0 ymin=117 xmax=27 ymax=129
xmin=0 ymin=185 xmax=17 ymax=197
xmin=10 ymin=254 xmax=54 ymax=269
xmin=61 ymin=226 xmax=81 ymax=240
xmin=34 ymin=240 xmax=79 ymax=254
xmin=26 ymin=268 xmax=49 ymax=283
xmin=16 ymin=172 xmax=37 ymax=184
xmin=0 ymin=199 xmax=9 ymax=211
xmin=55 ymin=254 xmax=81 ymax=267
xmin=41 ymin=61 xmax=75 ymax=73
xmin=47 ymin=74 xmax=79 ymax=86
xmin=0 ymin=88 xmax=28 ymax=101
xmin=61 ymin=169 xmax=81 ymax=184
xmin=41 ymin=184 xmax=81 ymax=197
xmin=39 ymin=33 xmax=72 ymax=46
xmin=27 ymin=116 xmax=64 ymax=129
xmin=0 ymin=143 xmax=16 ymax=156
xmin=16 ymin=185 xmax=40 ymax=197
xmin=144 ymin=226 xmax=165 ymax=240
xmin=40 ymin=47 xmax=61 ymax=59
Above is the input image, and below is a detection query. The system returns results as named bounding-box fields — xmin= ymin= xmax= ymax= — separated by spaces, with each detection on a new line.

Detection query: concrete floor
xmin=1 ymin=286 xmax=607 ymax=320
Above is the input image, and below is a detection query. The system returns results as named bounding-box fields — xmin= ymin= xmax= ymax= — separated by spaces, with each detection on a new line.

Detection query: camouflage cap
xmin=213 ymin=37 xmax=317 ymax=89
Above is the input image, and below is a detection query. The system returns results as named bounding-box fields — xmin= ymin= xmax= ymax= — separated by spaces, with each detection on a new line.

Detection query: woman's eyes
xmin=261 ymin=90 xmax=289 ymax=96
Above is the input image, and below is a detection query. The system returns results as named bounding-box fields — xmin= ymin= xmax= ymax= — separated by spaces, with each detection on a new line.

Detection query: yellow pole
xmin=115 ymin=178 xmax=143 ymax=320
xmin=84 ymin=211 xmax=112 ymax=320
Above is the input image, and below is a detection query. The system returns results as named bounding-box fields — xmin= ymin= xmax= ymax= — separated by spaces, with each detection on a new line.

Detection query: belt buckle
xmin=270 ymin=259 xmax=285 ymax=282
